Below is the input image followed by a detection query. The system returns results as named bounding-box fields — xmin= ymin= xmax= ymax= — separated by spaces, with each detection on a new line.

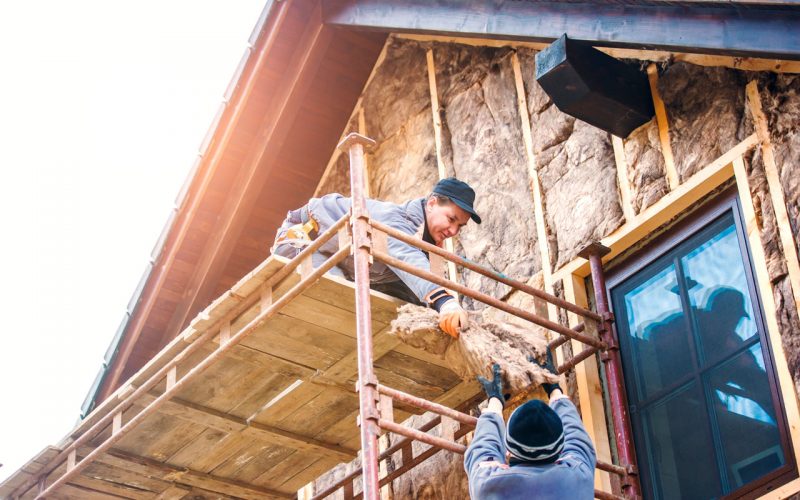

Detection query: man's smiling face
xmin=425 ymin=196 xmax=470 ymax=246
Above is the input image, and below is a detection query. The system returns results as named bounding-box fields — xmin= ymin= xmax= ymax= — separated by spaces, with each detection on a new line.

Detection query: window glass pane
xmin=623 ymin=264 xmax=691 ymax=400
xmin=641 ymin=382 xmax=721 ymax=499
xmin=681 ymin=224 xmax=757 ymax=365
xmin=611 ymin=204 xmax=793 ymax=499
xmin=706 ymin=343 xmax=785 ymax=489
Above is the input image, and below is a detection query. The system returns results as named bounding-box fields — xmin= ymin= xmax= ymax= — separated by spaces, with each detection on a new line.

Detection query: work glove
xmin=476 ymin=363 xmax=506 ymax=407
xmin=283 ymin=219 xmax=318 ymax=244
xmin=528 ymin=350 xmax=561 ymax=398
xmin=438 ymin=299 xmax=468 ymax=339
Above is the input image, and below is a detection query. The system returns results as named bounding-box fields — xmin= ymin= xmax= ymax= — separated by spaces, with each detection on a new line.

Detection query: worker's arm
xmin=465 ymin=365 xmax=508 ymax=487
xmin=464 ymin=398 xmax=506 ymax=474
xmin=531 ymin=352 xmax=596 ymax=470
xmin=550 ymin=392 xmax=596 ymax=470
xmin=383 ymin=212 xmax=467 ymax=337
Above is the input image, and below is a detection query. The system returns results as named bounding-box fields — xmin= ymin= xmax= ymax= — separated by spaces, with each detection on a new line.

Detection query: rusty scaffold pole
xmin=579 ymin=242 xmax=641 ymax=499
xmin=338 ymin=132 xmax=381 ymax=500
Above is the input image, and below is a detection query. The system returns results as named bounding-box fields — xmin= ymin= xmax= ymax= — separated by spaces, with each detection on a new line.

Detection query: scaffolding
xmin=332 ymin=133 xmax=641 ymax=500
xmin=6 ymin=133 xmax=641 ymax=500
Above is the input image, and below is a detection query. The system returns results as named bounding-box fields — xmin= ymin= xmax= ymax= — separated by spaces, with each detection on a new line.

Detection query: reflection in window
xmin=611 ymin=210 xmax=789 ymax=498
xmin=715 ymin=388 xmax=776 ymax=425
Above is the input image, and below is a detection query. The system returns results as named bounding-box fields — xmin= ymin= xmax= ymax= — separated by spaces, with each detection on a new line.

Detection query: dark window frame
xmin=604 ymin=187 xmax=797 ymax=499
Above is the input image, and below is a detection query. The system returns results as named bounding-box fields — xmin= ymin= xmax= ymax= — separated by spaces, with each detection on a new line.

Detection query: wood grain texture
xmin=11 ymin=256 xmax=476 ymax=499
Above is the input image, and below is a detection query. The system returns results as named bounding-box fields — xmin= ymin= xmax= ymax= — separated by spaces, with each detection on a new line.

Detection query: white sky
xmin=0 ymin=0 xmax=265 ymax=482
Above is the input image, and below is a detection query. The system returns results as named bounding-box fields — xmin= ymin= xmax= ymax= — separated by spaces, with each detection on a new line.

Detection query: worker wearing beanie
xmin=465 ymin=353 xmax=596 ymax=499
xmin=270 ymin=177 xmax=480 ymax=339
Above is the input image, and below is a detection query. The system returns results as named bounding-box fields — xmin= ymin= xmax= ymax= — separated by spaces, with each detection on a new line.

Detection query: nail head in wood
xmin=337 ymin=132 xmax=376 ymax=153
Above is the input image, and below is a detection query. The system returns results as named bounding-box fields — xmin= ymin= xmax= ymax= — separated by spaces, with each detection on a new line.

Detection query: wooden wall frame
xmin=307 ymin=32 xmax=800 ymax=497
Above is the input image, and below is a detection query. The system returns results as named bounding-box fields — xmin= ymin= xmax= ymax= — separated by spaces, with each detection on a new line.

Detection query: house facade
xmin=2 ymin=1 xmax=799 ymax=499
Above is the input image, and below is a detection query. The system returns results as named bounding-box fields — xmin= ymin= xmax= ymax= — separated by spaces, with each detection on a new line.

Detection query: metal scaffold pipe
xmin=580 ymin=242 xmax=641 ymax=499
xmin=339 ymin=132 xmax=381 ymax=500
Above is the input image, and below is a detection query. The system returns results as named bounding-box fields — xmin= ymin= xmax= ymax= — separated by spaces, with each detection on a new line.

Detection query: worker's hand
xmin=438 ymin=299 xmax=468 ymax=339
xmin=477 ymin=363 xmax=505 ymax=407
xmin=528 ymin=350 xmax=561 ymax=398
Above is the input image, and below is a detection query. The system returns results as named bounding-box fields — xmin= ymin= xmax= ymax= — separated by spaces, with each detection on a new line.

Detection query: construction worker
xmin=466 ymin=353 xmax=596 ymax=499
xmin=271 ymin=177 xmax=481 ymax=338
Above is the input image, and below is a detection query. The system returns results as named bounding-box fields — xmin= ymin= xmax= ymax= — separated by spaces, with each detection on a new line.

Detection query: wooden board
xmin=4 ymin=256 xmax=476 ymax=499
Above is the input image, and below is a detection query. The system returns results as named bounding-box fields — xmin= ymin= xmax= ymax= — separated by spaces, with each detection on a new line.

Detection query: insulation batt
xmin=390 ymin=304 xmax=559 ymax=396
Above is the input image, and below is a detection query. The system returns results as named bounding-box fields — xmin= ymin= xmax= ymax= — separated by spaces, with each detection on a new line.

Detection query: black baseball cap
xmin=432 ymin=177 xmax=482 ymax=224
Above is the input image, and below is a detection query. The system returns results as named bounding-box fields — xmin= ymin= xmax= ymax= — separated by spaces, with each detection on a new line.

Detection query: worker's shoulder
xmin=475 ymin=462 xmax=594 ymax=497
xmin=368 ymin=196 xmax=425 ymax=226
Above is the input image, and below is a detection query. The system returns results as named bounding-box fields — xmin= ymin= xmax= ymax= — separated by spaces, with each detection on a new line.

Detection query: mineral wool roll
xmin=390 ymin=304 xmax=558 ymax=396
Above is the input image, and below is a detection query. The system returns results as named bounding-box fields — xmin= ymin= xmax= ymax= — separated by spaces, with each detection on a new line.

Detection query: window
xmin=607 ymin=190 xmax=796 ymax=499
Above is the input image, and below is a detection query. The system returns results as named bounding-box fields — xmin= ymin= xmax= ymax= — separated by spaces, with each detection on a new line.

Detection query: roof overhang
xmin=91 ymin=0 xmax=800 ymax=411
xmin=323 ymin=0 xmax=800 ymax=61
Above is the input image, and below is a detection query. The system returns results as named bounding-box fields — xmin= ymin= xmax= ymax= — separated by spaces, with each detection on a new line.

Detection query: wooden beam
xmin=647 ymin=64 xmax=679 ymax=191
xmin=745 ymin=80 xmax=800 ymax=318
xmin=612 ymin=135 xmax=636 ymax=221
xmin=94 ymin=448 xmax=293 ymax=500
xmin=426 ymin=47 xmax=460 ymax=290
xmin=323 ymin=0 xmax=800 ymax=60
xmin=397 ymin=34 xmax=800 ymax=74
xmin=159 ymin=4 xmax=336 ymax=353
xmin=510 ymin=51 xmax=560 ymax=343
xmin=136 ymin=393 xmax=357 ymax=462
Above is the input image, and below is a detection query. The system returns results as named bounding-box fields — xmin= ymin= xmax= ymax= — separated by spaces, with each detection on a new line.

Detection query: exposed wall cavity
xmin=754 ymin=73 xmax=800 ymax=384
xmin=624 ymin=120 xmax=669 ymax=213
xmin=658 ymin=62 xmax=752 ymax=181
xmin=518 ymin=47 xmax=624 ymax=270
xmin=434 ymin=43 xmax=540 ymax=300
xmin=311 ymin=37 xmax=800 ymax=500
xmin=364 ymin=39 xmax=439 ymax=203
xmin=759 ymin=74 xmax=800 ymax=261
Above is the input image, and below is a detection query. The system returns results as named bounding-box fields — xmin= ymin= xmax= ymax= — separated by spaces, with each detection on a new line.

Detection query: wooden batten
xmin=746 ymin=81 xmax=800 ymax=317
xmin=166 ymin=366 xmax=177 ymax=390
xmin=67 ymin=450 xmax=77 ymax=472
xmin=510 ymin=52 xmax=560 ymax=347
xmin=562 ymin=275 xmax=613 ymax=494
xmin=112 ymin=412 xmax=122 ymax=436
xmin=612 ymin=135 xmax=636 ymax=222
xmin=397 ymin=33 xmax=800 ymax=74
xmin=426 ymin=47 xmax=460 ymax=289
xmin=647 ymin=64 xmax=679 ymax=191
xmin=260 ymin=283 xmax=273 ymax=312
